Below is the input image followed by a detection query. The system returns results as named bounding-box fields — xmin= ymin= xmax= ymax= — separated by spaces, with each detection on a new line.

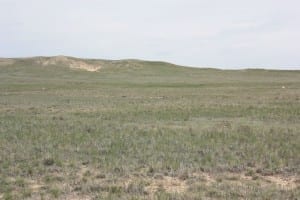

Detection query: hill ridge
xmin=0 ymin=55 xmax=182 ymax=72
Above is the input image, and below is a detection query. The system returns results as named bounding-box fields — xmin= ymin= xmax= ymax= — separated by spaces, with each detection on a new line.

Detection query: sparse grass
xmin=0 ymin=58 xmax=299 ymax=199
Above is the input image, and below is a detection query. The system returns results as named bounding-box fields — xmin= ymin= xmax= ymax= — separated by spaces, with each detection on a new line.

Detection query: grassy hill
xmin=0 ymin=56 xmax=299 ymax=199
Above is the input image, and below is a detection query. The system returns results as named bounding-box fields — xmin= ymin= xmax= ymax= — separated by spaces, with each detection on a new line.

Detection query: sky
xmin=1 ymin=0 xmax=300 ymax=69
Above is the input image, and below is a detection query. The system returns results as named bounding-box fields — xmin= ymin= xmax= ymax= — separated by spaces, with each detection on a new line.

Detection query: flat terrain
xmin=0 ymin=56 xmax=299 ymax=199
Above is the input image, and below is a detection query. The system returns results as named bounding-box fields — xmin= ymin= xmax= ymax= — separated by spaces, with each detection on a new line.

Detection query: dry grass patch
xmin=0 ymin=58 xmax=15 ymax=66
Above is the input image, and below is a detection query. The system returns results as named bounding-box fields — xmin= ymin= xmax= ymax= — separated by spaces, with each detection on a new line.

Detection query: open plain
xmin=0 ymin=56 xmax=299 ymax=199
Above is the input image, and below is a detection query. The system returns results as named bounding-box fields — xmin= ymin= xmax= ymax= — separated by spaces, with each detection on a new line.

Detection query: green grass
xmin=0 ymin=57 xmax=299 ymax=199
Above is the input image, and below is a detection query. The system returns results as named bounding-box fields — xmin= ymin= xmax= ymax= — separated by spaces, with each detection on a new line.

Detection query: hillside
xmin=0 ymin=56 xmax=181 ymax=72
xmin=1 ymin=55 xmax=298 ymax=85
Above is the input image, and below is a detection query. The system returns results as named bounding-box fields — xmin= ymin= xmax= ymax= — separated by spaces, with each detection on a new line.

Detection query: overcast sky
xmin=1 ymin=0 xmax=300 ymax=69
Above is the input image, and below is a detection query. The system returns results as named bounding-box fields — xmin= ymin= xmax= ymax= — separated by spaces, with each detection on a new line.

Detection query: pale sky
xmin=1 ymin=0 xmax=300 ymax=69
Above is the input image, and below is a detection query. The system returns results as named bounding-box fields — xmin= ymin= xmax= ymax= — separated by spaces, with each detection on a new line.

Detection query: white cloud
xmin=0 ymin=0 xmax=299 ymax=68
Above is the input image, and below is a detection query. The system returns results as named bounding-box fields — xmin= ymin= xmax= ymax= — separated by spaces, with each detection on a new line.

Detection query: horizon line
xmin=1 ymin=55 xmax=299 ymax=71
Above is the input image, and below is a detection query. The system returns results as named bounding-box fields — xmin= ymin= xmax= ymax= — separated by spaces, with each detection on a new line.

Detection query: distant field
xmin=0 ymin=57 xmax=299 ymax=199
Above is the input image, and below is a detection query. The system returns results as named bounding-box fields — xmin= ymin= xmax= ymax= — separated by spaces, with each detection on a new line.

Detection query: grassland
xmin=0 ymin=57 xmax=299 ymax=199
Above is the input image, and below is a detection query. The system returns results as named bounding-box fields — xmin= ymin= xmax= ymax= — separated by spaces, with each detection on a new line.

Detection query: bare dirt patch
xmin=35 ymin=56 xmax=102 ymax=72
xmin=145 ymin=176 xmax=187 ymax=194
xmin=75 ymin=165 xmax=299 ymax=193
xmin=262 ymin=175 xmax=299 ymax=190
xmin=27 ymin=180 xmax=45 ymax=192
xmin=220 ymin=172 xmax=299 ymax=190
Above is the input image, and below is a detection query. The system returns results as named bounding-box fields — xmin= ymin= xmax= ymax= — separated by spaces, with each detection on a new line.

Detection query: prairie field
xmin=0 ymin=57 xmax=299 ymax=199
